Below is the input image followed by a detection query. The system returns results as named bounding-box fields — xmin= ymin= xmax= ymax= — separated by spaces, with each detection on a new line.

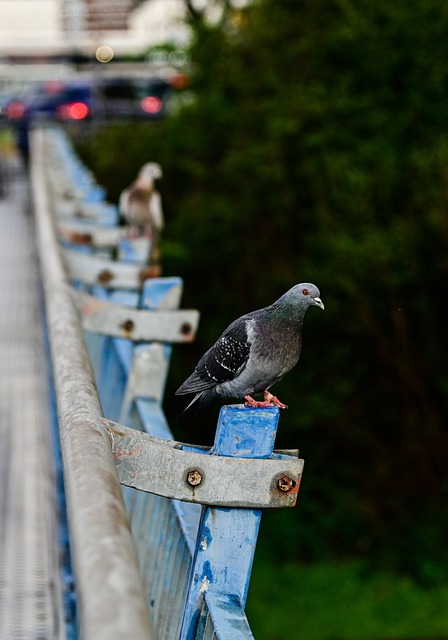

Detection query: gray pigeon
xmin=119 ymin=162 xmax=164 ymax=235
xmin=119 ymin=163 xmax=164 ymax=269
xmin=176 ymin=283 xmax=324 ymax=422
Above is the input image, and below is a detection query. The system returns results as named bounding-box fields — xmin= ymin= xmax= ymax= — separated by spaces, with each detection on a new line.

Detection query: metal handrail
xmin=31 ymin=127 xmax=155 ymax=640
xmin=31 ymin=125 xmax=305 ymax=640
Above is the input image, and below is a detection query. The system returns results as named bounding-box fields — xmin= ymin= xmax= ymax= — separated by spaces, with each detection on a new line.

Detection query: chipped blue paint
xmin=212 ymin=405 xmax=279 ymax=459
xmin=141 ymin=276 xmax=183 ymax=309
xmin=201 ymin=560 xmax=214 ymax=584
xmin=179 ymin=405 xmax=280 ymax=640
xmin=206 ymin=592 xmax=255 ymax=638
xmin=118 ymin=237 xmax=138 ymax=263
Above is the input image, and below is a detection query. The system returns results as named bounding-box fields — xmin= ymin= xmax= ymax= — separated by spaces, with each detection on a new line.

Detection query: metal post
xmin=30 ymin=127 xmax=154 ymax=640
xmin=179 ymin=405 xmax=281 ymax=640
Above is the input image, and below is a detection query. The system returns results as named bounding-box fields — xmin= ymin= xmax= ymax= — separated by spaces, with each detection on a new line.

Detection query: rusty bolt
xmin=277 ymin=475 xmax=296 ymax=493
xmin=187 ymin=470 xmax=203 ymax=487
xmin=180 ymin=322 xmax=192 ymax=336
xmin=97 ymin=269 xmax=114 ymax=283
xmin=71 ymin=232 xmax=92 ymax=245
xmin=120 ymin=319 xmax=135 ymax=332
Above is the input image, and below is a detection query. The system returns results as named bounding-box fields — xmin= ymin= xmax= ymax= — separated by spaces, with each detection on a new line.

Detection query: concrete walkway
xmin=0 ymin=152 xmax=63 ymax=639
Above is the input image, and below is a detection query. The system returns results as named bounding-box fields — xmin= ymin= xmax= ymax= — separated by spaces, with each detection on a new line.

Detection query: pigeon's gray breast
xmin=215 ymin=317 xmax=301 ymax=398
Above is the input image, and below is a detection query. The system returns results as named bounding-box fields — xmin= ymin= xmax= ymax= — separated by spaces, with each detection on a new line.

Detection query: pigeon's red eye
xmin=303 ymin=289 xmax=309 ymax=295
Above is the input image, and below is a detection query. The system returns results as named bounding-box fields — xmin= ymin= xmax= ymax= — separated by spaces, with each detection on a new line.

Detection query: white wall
xmin=128 ymin=0 xmax=189 ymax=50
xmin=0 ymin=0 xmax=190 ymax=57
xmin=0 ymin=0 xmax=61 ymax=54
xmin=78 ymin=0 xmax=190 ymax=57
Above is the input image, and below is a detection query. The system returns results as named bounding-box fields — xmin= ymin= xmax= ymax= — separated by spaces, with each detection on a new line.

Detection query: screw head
xmin=278 ymin=475 xmax=296 ymax=493
xmin=97 ymin=269 xmax=114 ymax=283
xmin=187 ymin=470 xmax=203 ymax=487
xmin=120 ymin=319 xmax=135 ymax=332
xmin=180 ymin=322 xmax=192 ymax=336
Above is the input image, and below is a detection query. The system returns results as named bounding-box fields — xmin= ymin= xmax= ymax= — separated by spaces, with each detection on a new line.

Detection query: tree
xmin=76 ymin=0 xmax=448 ymax=583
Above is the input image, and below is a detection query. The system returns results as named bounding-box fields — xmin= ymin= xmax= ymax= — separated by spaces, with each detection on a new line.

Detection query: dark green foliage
xmin=247 ymin=558 xmax=448 ymax=639
xmin=75 ymin=0 xmax=448 ymax=584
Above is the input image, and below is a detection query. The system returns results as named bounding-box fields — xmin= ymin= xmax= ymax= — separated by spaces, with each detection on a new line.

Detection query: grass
xmin=246 ymin=558 xmax=448 ymax=640
xmin=0 ymin=128 xmax=16 ymax=154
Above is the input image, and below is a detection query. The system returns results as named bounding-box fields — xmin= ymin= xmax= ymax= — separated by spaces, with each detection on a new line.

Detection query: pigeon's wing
xmin=150 ymin=191 xmax=164 ymax=231
xmin=175 ymin=319 xmax=251 ymax=395
xmin=197 ymin=322 xmax=251 ymax=384
xmin=118 ymin=188 xmax=129 ymax=216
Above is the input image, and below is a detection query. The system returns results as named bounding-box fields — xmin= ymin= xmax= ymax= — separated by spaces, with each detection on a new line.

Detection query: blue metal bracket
xmin=179 ymin=405 xmax=286 ymax=640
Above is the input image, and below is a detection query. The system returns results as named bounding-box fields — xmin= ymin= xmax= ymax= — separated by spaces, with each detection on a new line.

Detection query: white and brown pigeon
xmin=176 ymin=283 xmax=324 ymax=422
xmin=119 ymin=162 xmax=164 ymax=266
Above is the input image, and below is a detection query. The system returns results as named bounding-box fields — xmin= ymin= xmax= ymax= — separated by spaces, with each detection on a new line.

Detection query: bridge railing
xmin=30 ymin=125 xmax=304 ymax=640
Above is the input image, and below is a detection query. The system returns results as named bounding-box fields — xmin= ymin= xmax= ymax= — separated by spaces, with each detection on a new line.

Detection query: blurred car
xmin=96 ymin=77 xmax=171 ymax=119
xmin=0 ymin=82 xmax=40 ymax=121
xmin=5 ymin=77 xmax=172 ymax=123
xmin=5 ymin=76 xmax=173 ymax=160
xmin=20 ymin=80 xmax=92 ymax=122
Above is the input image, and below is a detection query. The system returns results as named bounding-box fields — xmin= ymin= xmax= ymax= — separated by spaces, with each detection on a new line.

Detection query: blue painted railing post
xmin=180 ymin=404 xmax=280 ymax=640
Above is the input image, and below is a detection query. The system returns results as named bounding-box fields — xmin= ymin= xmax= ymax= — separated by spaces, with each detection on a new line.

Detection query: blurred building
xmin=0 ymin=0 xmax=190 ymax=58
xmin=0 ymin=1 xmax=61 ymax=55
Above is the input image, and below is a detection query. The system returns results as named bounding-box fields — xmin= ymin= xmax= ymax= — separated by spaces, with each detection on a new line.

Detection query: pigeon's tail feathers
xmin=175 ymin=370 xmax=216 ymax=395
xmin=176 ymin=390 xmax=216 ymax=423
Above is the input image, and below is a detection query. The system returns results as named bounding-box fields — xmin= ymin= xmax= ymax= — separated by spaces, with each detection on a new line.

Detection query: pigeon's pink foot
xmin=244 ymin=393 xmax=288 ymax=409
xmin=244 ymin=394 xmax=267 ymax=408
xmin=263 ymin=391 xmax=288 ymax=409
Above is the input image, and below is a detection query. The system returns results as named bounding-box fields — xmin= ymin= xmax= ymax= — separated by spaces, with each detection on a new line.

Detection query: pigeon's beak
xmin=313 ymin=297 xmax=325 ymax=310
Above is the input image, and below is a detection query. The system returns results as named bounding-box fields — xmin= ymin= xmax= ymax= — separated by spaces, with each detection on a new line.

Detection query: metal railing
xmin=30 ymin=126 xmax=304 ymax=640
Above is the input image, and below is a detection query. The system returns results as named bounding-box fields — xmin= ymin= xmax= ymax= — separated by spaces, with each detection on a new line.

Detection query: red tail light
xmin=141 ymin=96 xmax=163 ymax=114
xmin=57 ymin=102 xmax=90 ymax=120
xmin=6 ymin=101 xmax=27 ymax=120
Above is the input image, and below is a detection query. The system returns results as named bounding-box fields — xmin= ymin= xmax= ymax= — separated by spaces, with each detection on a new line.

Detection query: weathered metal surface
xmin=141 ymin=277 xmax=184 ymax=310
xmin=57 ymin=221 xmax=128 ymax=247
xmin=131 ymin=397 xmax=172 ymax=438
xmin=31 ymin=128 xmax=155 ymax=640
xmin=122 ymin=398 xmax=202 ymax=640
xmin=62 ymin=247 xmax=150 ymax=288
xmin=78 ymin=291 xmax=199 ymax=342
xmin=79 ymin=268 xmax=202 ymax=639
xmin=53 ymin=200 xmax=118 ymax=223
xmin=37 ymin=127 xmax=307 ymax=640
xmin=118 ymin=277 xmax=189 ymax=419
xmin=118 ymin=236 xmax=152 ymax=264
xmin=57 ymin=222 xmax=153 ymax=266
xmin=42 ymin=128 xmax=107 ymax=206
xmin=103 ymin=418 xmax=303 ymax=508
xmin=126 ymin=486 xmax=197 ymax=640
xmin=204 ymin=593 xmax=255 ymax=639
xmin=122 ymin=343 xmax=170 ymax=407
xmin=180 ymin=405 xmax=289 ymax=640
xmin=0 ymin=153 xmax=65 ymax=640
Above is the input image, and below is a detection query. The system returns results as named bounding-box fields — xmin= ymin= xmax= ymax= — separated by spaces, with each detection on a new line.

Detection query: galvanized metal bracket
xmin=63 ymin=248 xmax=149 ymax=288
xmin=53 ymin=200 xmax=118 ymax=222
xmin=77 ymin=291 xmax=200 ymax=343
xmin=57 ymin=220 xmax=129 ymax=248
xmin=102 ymin=419 xmax=303 ymax=509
